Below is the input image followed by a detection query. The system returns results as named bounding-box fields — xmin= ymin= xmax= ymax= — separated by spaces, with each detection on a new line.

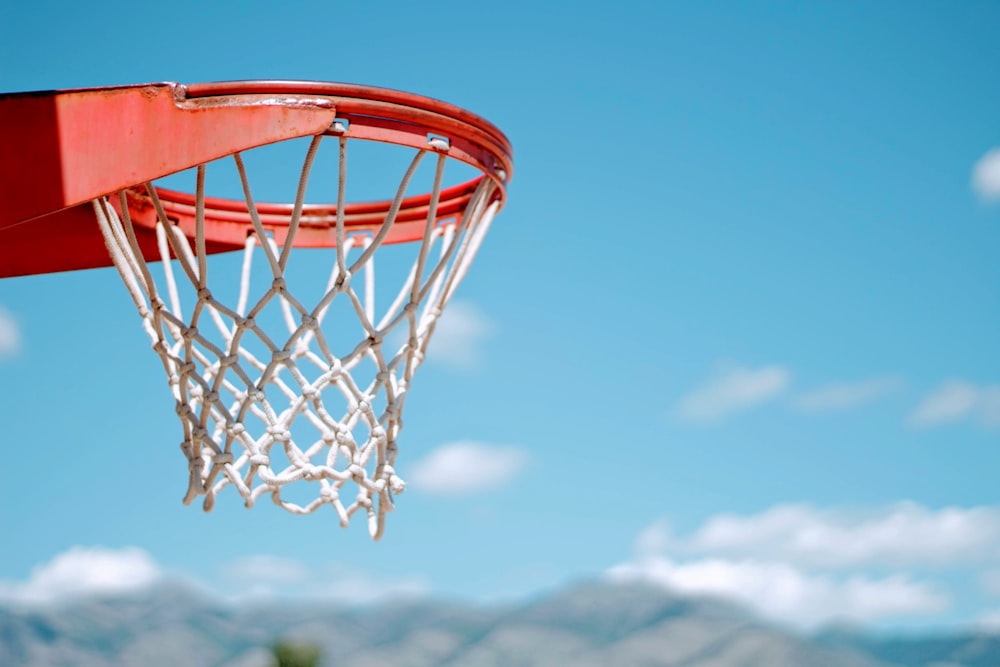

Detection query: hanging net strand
xmin=92 ymin=126 xmax=502 ymax=540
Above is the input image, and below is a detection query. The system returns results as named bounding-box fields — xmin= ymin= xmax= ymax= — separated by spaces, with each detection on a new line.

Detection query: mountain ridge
xmin=1 ymin=579 xmax=996 ymax=666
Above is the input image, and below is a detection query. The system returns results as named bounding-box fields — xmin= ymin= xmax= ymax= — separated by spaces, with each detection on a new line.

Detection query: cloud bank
xmin=223 ymin=556 xmax=428 ymax=604
xmin=643 ymin=503 xmax=1000 ymax=567
xmin=0 ymin=547 xmax=161 ymax=605
xmin=609 ymin=502 xmax=1000 ymax=628
xmin=608 ymin=557 xmax=945 ymax=629
xmin=0 ymin=547 xmax=428 ymax=608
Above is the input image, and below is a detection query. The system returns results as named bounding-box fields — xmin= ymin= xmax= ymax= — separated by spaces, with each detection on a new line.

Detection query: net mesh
xmin=92 ymin=132 xmax=500 ymax=539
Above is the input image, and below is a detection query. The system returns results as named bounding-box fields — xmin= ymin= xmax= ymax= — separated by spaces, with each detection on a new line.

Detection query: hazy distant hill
xmin=819 ymin=629 xmax=1000 ymax=667
xmin=1 ymin=581 xmax=996 ymax=667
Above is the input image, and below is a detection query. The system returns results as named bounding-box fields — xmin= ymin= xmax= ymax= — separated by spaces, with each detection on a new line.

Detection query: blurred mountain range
xmin=2 ymin=581 xmax=999 ymax=666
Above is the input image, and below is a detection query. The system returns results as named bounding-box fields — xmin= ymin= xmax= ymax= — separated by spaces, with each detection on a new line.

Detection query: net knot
xmin=381 ymin=465 xmax=405 ymax=494
xmin=267 ymin=426 xmax=291 ymax=442
xmin=213 ymin=452 xmax=234 ymax=465
xmin=249 ymin=453 xmax=270 ymax=467
xmin=389 ymin=475 xmax=406 ymax=494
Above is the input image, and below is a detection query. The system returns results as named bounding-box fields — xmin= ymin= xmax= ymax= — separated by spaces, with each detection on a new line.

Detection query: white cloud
xmin=673 ymin=363 xmax=790 ymax=422
xmin=978 ymin=609 xmax=1000 ymax=631
xmin=426 ymin=300 xmax=494 ymax=370
xmin=0 ymin=306 xmax=22 ymax=359
xmin=0 ymin=547 xmax=161 ymax=605
xmin=311 ymin=566 xmax=429 ymax=605
xmin=635 ymin=519 xmax=673 ymax=559
xmin=911 ymin=381 xmax=980 ymax=425
xmin=679 ymin=503 xmax=1000 ymax=568
xmin=972 ymin=147 xmax=1000 ymax=201
xmin=408 ymin=441 xmax=527 ymax=495
xmin=607 ymin=556 xmax=946 ymax=629
xmin=980 ymin=569 xmax=1000 ymax=597
xmin=225 ymin=555 xmax=310 ymax=585
xmin=794 ymin=376 xmax=902 ymax=412
xmin=981 ymin=386 xmax=1000 ymax=428
xmin=220 ymin=557 xmax=427 ymax=605
xmin=910 ymin=380 xmax=1000 ymax=429
xmin=610 ymin=504 xmax=993 ymax=628
xmin=2 ymin=548 xmax=427 ymax=609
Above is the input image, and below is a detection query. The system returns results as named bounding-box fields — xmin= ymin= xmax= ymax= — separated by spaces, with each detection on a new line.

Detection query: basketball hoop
xmin=0 ymin=81 xmax=512 ymax=539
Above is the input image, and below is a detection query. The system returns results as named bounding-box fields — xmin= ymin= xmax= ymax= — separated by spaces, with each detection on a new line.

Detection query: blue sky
xmin=1 ymin=0 xmax=999 ymax=632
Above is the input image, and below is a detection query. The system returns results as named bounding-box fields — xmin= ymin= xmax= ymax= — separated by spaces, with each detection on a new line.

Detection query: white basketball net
xmin=92 ymin=133 xmax=500 ymax=539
